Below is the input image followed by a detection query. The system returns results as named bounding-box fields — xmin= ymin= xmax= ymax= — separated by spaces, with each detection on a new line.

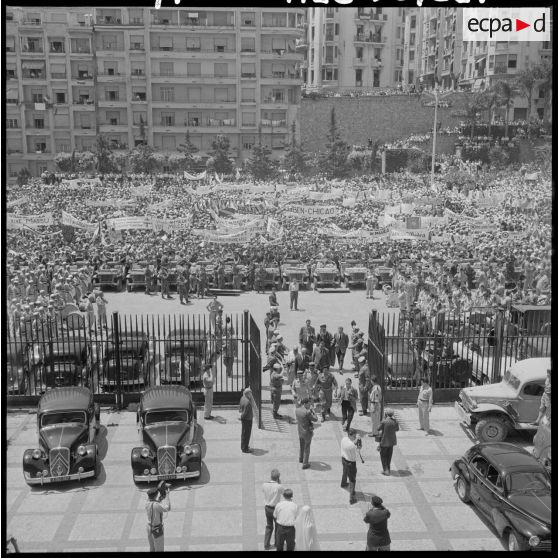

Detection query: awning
xmin=188 ymin=12 xmax=198 ymax=18
xmin=159 ymin=37 xmax=173 ymax=48
xmin=21 ymin=62 xmax=45 ymax=70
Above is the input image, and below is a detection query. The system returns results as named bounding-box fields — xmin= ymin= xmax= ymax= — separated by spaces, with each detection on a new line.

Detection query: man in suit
xmin=377 ymin=408 xmax=399 ymax=475
xmin=316 ymin=324 xmax=334 ymax=367
xmin=336 ymin=377 xmax=358 ymax=431
xmin=299 ymin=319 xmax=316 ymax=354
xmin=239 ymin=388 xmax=254 ymax=453
xmin=311 ymin=340 xmax=330 ymax=372
xmin=295 ymin=398 xmax=318 ymax=469
xmin=333 ymin=326 xmax=350 ymax=372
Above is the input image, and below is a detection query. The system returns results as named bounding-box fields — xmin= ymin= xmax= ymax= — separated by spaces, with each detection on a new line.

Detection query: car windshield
xmin=145 ymin=410 xmax=189 ymax=425
xmin=506 ymin=471 xmax=550 ymax=493
xmin=41 ymin=411 xmax=87 ymax=427
xmin=503 ymin=369 xmax=521 ymax=391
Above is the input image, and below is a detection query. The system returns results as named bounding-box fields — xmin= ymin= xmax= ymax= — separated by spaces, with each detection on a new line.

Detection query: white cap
xmin=358 ymin=356 xmax=366 ymax=363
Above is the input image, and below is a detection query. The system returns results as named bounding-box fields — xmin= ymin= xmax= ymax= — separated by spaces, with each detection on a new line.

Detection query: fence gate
xmin=6 ymin=310 xmax=262 ymax=410
xmin=367 ymin=310 xmax=386 ymax=414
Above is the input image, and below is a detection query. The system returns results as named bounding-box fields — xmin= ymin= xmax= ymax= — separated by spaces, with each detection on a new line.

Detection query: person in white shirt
xmin=417 ymin=377 xmax=433 ymax=434
xmin=274 ymin=489 xmax=298 ymax=551
xmin=262 ymin=469 xmax=284 ymax=550
xmin=340 ymin=429 xmax=361 ymax=505
xmin=294 ymin=505 xmax=319 ymax=551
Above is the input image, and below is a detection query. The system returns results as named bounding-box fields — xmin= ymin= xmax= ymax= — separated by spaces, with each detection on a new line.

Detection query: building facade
xmin=302 ymin=6 xmax=406 ymax=90
xmin=6 ymin=6 xmax=306 ymax=179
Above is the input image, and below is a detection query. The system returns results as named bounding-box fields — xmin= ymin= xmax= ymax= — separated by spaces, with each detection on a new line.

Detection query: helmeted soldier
xmin=159 ymin=266 xmax=170 ymax=299
xmin=177 ymin=266 xmax=189 ymax=304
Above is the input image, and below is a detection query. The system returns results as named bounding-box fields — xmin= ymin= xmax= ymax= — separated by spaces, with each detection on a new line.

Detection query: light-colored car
xmin=455 ymin=357 xmax=550 ymax=443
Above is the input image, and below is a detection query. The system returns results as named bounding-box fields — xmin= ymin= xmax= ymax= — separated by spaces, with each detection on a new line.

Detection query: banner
xmin=308 ymin=191 xmax=343 ymax=201
xmin=106 ymin=216 xmax=152 ymax=231
xmin=284 ymin=204 xmax=340 ymax=217
xmin=267 ymin=217 xmax=284 ymax=239
xmin=130 ymin=183 xmax=152 ymax=197
xmin=6 ymin=213 xmax=54 ymax=230
xmin=61 ymin=177 xmax=102 ymax=189
xmin=84 ymin=198 xmax=135 ymax=208
xmin=342 ymin=197 xmax=357 ymax=208
xmin=184 ymin=170 xmax=207 ymax=181
xmin=61 ymin=211 xmax=99 ymax=232
xmin=414 ymin=197 xmax=443 ymax=206
xmin=7 ymin=197 xmax=29 ymax=208
xmin=150 ymin=216 xmax=192 ymax=232
xmin=390 ymin=228 xmax=431 ymax=241
xmin=192 ymin=228 xmax=256 ymax=244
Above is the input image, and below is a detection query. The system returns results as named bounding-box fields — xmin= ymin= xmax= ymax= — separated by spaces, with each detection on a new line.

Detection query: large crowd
xmin=6 ymin=153 xmax=552 ymax=336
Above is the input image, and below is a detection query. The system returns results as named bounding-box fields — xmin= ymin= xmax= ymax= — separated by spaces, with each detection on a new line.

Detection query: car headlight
xmin=183 ymin=445 xmax=192 ymax=455
xmin=529 ymin=536 xmax=540 ymax=547
xmin=191 ymin=445 xmax=200 ymax=455
xmin=77 ymin=445 xmax=87 ymax=456
xmin=141 ymin=447 xmax=150 ymax=458
xmin=32 ymin=449 xmax=42 ymax=460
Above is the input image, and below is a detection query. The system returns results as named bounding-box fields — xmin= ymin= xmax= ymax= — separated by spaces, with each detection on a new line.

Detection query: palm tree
xmin=495 ymin=80 xmax=514 ymax=138
xmin=480 ymin=87 xmax=499 ymax=138
xmin=515 ymin=68 xmax=537 ymax=120
xmin=464 ymin=92 xmax=487 ymax=139
xmin=533 ymin=60 xmax=552 ymax=128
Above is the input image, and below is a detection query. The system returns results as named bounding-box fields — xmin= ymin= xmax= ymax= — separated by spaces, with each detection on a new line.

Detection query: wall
xmin=300 ymin=94 xmax=469 ymax=153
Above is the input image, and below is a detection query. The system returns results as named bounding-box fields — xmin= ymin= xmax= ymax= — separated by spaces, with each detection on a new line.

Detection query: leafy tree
xmin=532 ymin=60 xmax=552 ymax=128
xmin=54 ymin=152 xmax=74 ymax=173
xmin=111 ymin=151 xmax=129 ymax=176
xmin=464 ymin=92 xmax=487 ymax=139
xmin=95 ymin=134 xmax=116 ymax=174
xmin=207 ymin=135 xmax=233 ymax=175
xmin=76 ymin=151 xmax=96 ymax=173
xmin=495 ymin=80 xmax=514 ymax=138
xmin=17 ymin=167 xmax=31 ymax=186
xmin=515 ymin=68 xmax=537 ymax=122
xmin=128 ymin=144 xmax=160 ymax=175
xmin=177 ymin=129 xmax=200 ymax=171
xmin=246 ymin=126 xmax=277 ymax=180
xmin=320 ymin=107 xmax=351 ymax=178
xmin=282 ymin=121 xmax=308 ymax=179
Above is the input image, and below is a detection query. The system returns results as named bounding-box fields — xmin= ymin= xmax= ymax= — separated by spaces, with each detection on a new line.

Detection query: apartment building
xmin=401 ymin=8 xmax=423 ymax=88
xmin=6 ymin=6 xmax=306 ymax=180
xmin=302 ymin=6 xmax=406 ymax=90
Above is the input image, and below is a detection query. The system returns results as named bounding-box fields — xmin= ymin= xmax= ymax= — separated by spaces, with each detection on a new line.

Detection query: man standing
xmin=333 ymin=326 xmax=349 ymax=372
xmin=365 ymin=272 xmax=375 ymax=299
xmin=340 ymin=429 xmax=361 ymax=505
xmin=274 ymin=489 xmax=298 ymax=551
xmin=177 ymin=267 xmax=188 ymax=304
xmin=239 ymin=388 xmax=254 ymax=453
xmin=337 ymin=377 xmax=358 ymax=431
xmin=358 ymin=356 xmax=371 ymax=416
xmin=532 ymin=368 xmax=551 ymax=426
xmin=263 ymin=469 xmax=284 ymax=550
xmin=207 ymin=295 xmax=223 ymax=330
xmin=377 ymin=409 xmax=399 ymax=476
xmin=146 ymin=483 xmax=171 ymax=552
xmin=270 ymin=363 xmax=286 ymax=419
xmin=159 ymin=266 xmax=170 ymax=299
xmin=417 ymin=377 xmax=433 ymax=434
xmin=312 ymin=340 xmax=330 ymax=372
xmin=289 ymin=278 xmax=299 ymax=311
xmin=202 ymin=363 xmax=215 ymax=420
xmin=316 ymin=324 xmax=335 ymax=368
xmin=363 ymin=494 xmax=391 ymax=551
xmin=368 ymin=376 xmax=382 ymax=438
xmin=198 ymin=265 xmax=207 ymax=298
xmin=315 ymin=367 xmax=338 ymax=422
xmin=291 ymin=369 xmax=309 ymax=408
xmin=304 ymin=362 xmax=319 ymax=400
xmin=299 ymin=319 xmax=316 ymax=354
xmin=295 ymin=398 xmax=317 ymax=469
xmin=145 ymin=264 xmax=153 ymax=295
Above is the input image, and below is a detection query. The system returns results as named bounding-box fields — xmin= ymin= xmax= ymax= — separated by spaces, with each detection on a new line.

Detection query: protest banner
xmin=284 ymin=204 xmax=341 ymax=217
xmin=151 ymin=217 xmax=192 ymax=232
xmin=84 ymin=198 xmax=135 ymax=208
xmin=267 ymin=217 xmax=284 ymax=239
xmin=61 ymin=211 xmax=99 ymax=232
xmin=390 ymin=228 xmax=431 ymax=241
xmin=107 ymin=216 xmax=152 ymax=231
xmin=6 ymin=213 xmax=54 ymax=230
xmin=191 ymin=228 xmax=256 ymax=244
xmin=7 ymin=197 xmax=29 ymax=208
xmin=342 ymin=197 xmax=357 ymax=208
xmin=184 ymin=171 xmax=207 ymax=180
xmin=61 ymin=177 xmax=102 ymax=189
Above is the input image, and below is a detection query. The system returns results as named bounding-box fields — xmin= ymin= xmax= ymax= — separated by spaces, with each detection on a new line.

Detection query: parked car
xmin=263 ymin=266 xmax=282 ymax=290
xmin=126 ymin=262 xmax=150 ymax=292
xmin=455 ymin=357 xmax=550 ymax=442
xmin=420 ymin=338 xmax=472 ymax=388
xmin=450 ymin=442 xmax=551 ymax=551
xmin=23 ymin=387 xmax=100 ymax=485
xmin=6 ymin=341 xmax=31 ymax=395
xmin=131 ymin=385 xmax=201 ymax=483
xmin=281 ymin=262 xmax=310 ymax=290
xmin=533 ymin=415 xmax=551 ymax=473
xmin=341 ymin=260 xmax=368 ymax=289
xmin=101 ymin=332 xmax=150 ymax=391
xmin=312 ymin=263 xmax=342 ymax=289
xmin=93 ymin=262 xmax=125 ymax=291
xmin=385 ymin=338 xmax=420 ymax=386
xmin=374 ymin=266 xmax=394 ymax=288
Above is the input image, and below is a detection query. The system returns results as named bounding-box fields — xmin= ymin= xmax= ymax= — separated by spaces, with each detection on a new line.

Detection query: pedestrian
xmin=363 ymin=494 xmax=391 ymax=551
xmin=239 ymin=387 xmax=254 ymax=453
xmin=340 ymin=428 xmax=362 ymax=505
xmin=289 ymin=278 xmax=299 ymax=310
xmin=311 ymin=340 xmax=330 ymax=372
xmin=294 ymin=505 xmax=319 ymax=551
xmin=95 ymin=291 xmax=108 ymax=329
xmin=333 ymin=326 xmax=349 ymax=372
xmin=336 ymin=377 xmax=358 ymax=431
xmin=316 ymin=324 xmax=334 ymax=368
xmin=202 ymin=363 xmax=215 ymax=420
xmin=365 ymin=272 xmax=375 ymax=299
xmin=368 ymin=376 xmax=382 ymax=438
xmin=377 ymin=408 xmax=399 ymax=476
xmin=263 ymin=469 xmax=284 ymax=550
xmin=207 ymin=295 xmax=223 ymax=330
xmin=270 ymin=363 xmax=286 ymax=419
xmin=159 ymin=266 xmax=170 ymax=299
xmin=223 ymin=316 xmax=235 ymax=378
xmin=291 ymin=368 xmax=309 ymax=408
xmin=531 ymin=368 xmax=551 ymax=425
xmin=299 ymin=319 xmax=316 ymax=354
xmin=177 ymin=267 xmax=188 ymax=304
xmin=315 ymin=367 xmax=338 ymax=422
xmin=146 ymin=482 xmax=171 ymax=552
xmin=417 ymin=377 xmax=433 ymax=434
xmin=358 ymin=356 xmax=371 ymax=416
xmin=274 ymin=489 xmax=298 ymax=551
xmin=295 ymin=398 xmax=317 ymax=469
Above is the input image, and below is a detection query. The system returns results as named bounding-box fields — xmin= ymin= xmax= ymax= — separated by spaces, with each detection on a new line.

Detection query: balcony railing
xmin=49 ymin=46 xmax=65 ymax=54
xmin=73 ymin=98 xmax=95 ymax=104
xmin=261 ymin=119 xmax=286 ymax=127
xmin=21 ymin=46 xmax=44 ymax=53
xmin=71 ymin=74 xmax=93 ymax=80
xmin=21 ymin=19 xmax=42 ymax=26
xmin=100 ymin=121 xmax=127 ymax=126
xmin=71 ymin=49 xmax=91 ymax=55
xmin=6 ymin=73 xmax=18 ymax=80
xmin=261 ymin=72 xmax=299 ymax=79
xmin=130 ymin=45 xmax=145 ymax=51
xmin=96 ymin=16 xmax=123 ymax=25
xmin=261 ymin=48 xmax=298 ymax=56
xmin=493 ymin=65 xmax=510 ymax=75
xmin=151 ymin=72 xmax=235 ymax=79
xmin=98 ymin=72 xmax=124 ymax=77
xmin=354 ymin=34 xmax=384 ymax=43
xmin=22 ymin=71 xmax=46 ymax=79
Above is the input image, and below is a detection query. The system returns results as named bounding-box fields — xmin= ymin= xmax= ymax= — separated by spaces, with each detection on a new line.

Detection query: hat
xmin=273 ymin=363 xmax=282 ymax=370
xmin=370 ymin=494 xmax=383 ymax=506
xmin=358 ymin=356 xmax=366 ymax=363
xmin=320 ymin=324 xmax=327 ymax=328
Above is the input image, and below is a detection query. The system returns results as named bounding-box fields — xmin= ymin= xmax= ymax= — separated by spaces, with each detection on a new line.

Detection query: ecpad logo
xmin=462 ymin=8 xmax=550 ymax=42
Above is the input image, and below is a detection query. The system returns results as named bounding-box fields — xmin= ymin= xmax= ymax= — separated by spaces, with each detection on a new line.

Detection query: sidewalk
xmin=5 ymin=404 xmax=528 ymax=551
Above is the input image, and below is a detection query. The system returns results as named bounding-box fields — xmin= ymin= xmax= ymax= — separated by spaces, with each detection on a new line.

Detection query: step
xmin=316 ymin=288 xmax=351 ymax=293
xmin=207 ymin=288 xmax=242 ymax=297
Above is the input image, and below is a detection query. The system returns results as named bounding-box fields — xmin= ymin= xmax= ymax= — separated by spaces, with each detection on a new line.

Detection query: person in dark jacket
xmin=363 ymin=494 xmax=391 ymax=551
xmin=377 ymin=408 xmax=399 ymax=476
xmin=239 ymin=388 xmax=254 ymax=453
xmin=333 ymin=326 xmax=350 ymax=372
xmin=295 ymin=398 xmax=318 ymax=469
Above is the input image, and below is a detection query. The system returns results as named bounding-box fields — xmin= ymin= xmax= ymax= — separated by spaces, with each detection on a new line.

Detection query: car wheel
xmin=475 ymin=416 xmax=509 ymax=443
xmin=454 ymin=475 xmax=471 ymax=503
xmin=507 ymin=530 xmax=527 ymax=551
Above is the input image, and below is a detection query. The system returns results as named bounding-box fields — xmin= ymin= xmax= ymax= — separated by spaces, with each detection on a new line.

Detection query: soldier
xmin=358 ymin=356 xmax=371 ymax=416
xmin=247 ymin=262 xmax=256 ymax=291
xmin=270 ymin=363 xmax=286 ymax=419
xmin=291 ymin=368 xmax=309 ymax=408
xmin=232 ymin=265 xmax=241 ymax=291
xmin=198 ymin=265 xmax=207 ymax=298
xmin=256 ymin=265 xmax=266 ymax=293
xmin=177 ymin=267 xmax=188 ymax=305
xmin=159 ymin=266 xmax=170 ymax=299
xmin=222 ymin=316 xmax=236 ymax=377
xmin=217 ymin=263 xmax=225 ymax=289
xmin=145 ymin=264 xmax=153 ymax=295
xmin=315 ymin=367 xmax=338 ymax=422
xmin=316 ymin=324 xmax=334 ymax=367
xmin=304 ymin=362 xmax=319 ymax=401
xmin=96 ymin=291 xmax=108 ymax=329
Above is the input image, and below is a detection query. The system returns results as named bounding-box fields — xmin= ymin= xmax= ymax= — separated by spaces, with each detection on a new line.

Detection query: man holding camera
xmin=340 ymin=428 xmax=361 ymax=505
xmin=146 ymin=482 xmax=171 ymax=552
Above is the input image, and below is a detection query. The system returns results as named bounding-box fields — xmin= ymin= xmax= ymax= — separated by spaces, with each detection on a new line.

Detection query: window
xmin=242 ymin=112 xmax=256 ymax=126
xmin=410 ymin=33 xmax=415 ymax=46
xmin=272 ymin=63 xmax=285 ymax=78
xmin=522 ymin=383 xmax=544 ymax=397
xmin=488 ymin=55 xmax=494 ymax=70
xmin=160 ymin=87 xmax=174 ymax=102
xmin=106 ymin=111 xmax=119 ymax=125
xmin=160 ymin=62 xmax=174 ymax=77
xmin=355 ymin=69 xmax=362 ymax=86
xmin=243 ymin=135 xmax=255 ymax=150
xmin=162 ymin=135 xmax=176 ymax=150
xmin=241 ymin=12 xmax=255 ymax=26
xmin=131 ymin=63 xmax=145 ymax=76
xmin=214 ymin=63 xmax=228 ymax=78
xmin=485 ymin=465 xmax=503 ymax=490
xmin=241 ymin=37 xmax=255 ymax=53
xmin=471 ymin=455 xmax=489 ymax=477
xmin=272 ymin=89 xmax=284 ymax=103
xmin=241 ymin=63 xmax=256 ymax=78
xmin=55 ymin=142 xmax=71 ymax=153
xmin=186 ymin=37 xmax=201 ymax=51
xmin=133 ymin=112 xmax=146 ymax=125
xmin=335 ymin=23 xmax=339 ymax=35
xmin=32 ymin=91 xmax=44 ymax=103
xmin=129 ymin=9 xmax=143 ymax=24
xmin=411 ymin=15 xmax=416 ymax=29
xmin=6 ymin=66 xmax=17 ymax=79
xmin=242 ymin=88 xmax=255 ymax=102
xmin=409 ymin=49 xmax=415 ymax=62
xmin=71 ymin=38 xmax=89 ymax=54
xmin=158 ymin=36 xmax=173 ymax=51
xmin=507 ymin=54 xmax=517 ymax=69
xmin=272 ymin=38 xmax=287 ymax=54
xmin=22 ymin=37 xmax=43 ymax=53
xmin=161 ymin=112 xmax=175 ymax=126
xmin=102 ymin=34 xmax=117 ymax=50
xmin=187 ymin=63 xmax=201 ymax=77
xmin=188 ymin=112 xmax=201 ymax=127
xmin=7 ymin=119 xmax=19 ymax=129
xmin=49 ymin=39 xmax=65 ymax=53
xmin=132 ymin=88 xmax=146 ymax=101
xmin=214 ymin=38 xmax=228 ymax=52
xmin=55 ymin=92 xmax=66 ymax=104
xmin=103 ymin=62 xmax=118 ymax=75
xmin=325 ymin=45 xmax=334 ymax=64
xmin=106 ymin=89 xmax=119 ymax=101
xmin=215 ymin=88 xmax=229 ymax=102
xmin=408 ymin=70 xmax=414 ymax=84
xmin=130 ymin=36 xmax=144 ymax=50
xmin=54 ymin=113 xmax=69 ymax=128
xmin=188 ymin=87 xmax=201 ymax=102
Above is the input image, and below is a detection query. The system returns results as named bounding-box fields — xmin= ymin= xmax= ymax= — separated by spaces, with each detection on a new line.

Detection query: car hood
xmin=40 ymin=424 xmax=88 ymax=451
xmin=144 ymin=423 xmax=190 ymax=449
xmin=461 ymin=383 xmax=516 ymax=402
xmin=508 ymin=492 xmax=552 ymax=527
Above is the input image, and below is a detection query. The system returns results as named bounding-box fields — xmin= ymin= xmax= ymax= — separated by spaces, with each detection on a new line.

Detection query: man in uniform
xmin=177 ymin=267 xmax=188 ymax=304
xmin=291 ymin=368 xmax=309 ymax=407
xmin=198 ymin=265 xmax=207 ymax=298
xmin=270 ymin=363 xmax=286 ymax=419
xmin=316 ymin=324 xmax=334 ymax=367
xmin=358 ymin=356 xmax=371 ymax=416
xmin=159 ymin=266 xmax=170 ymax=299
xmin=145 ymin=264 xmax=153 ymax=295
xmin=299 ymin=319 xmax=316 ymax=355
xmin=304 ymin=362 xmax=319 ymax=401
xmin=315 ymin=367 xmax=338 ymax=422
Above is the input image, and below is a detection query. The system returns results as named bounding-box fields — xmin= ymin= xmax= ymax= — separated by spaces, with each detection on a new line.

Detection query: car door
xmin=469 ymin=455 xmax=491 ymax=516
xmin=478 ymin=464 xmax=506 ymax=520
xmin=514 ymin=382 xmax=544 ymax=423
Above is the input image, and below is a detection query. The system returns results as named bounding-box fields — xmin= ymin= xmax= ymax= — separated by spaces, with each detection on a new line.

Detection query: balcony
xmin=151 ymin=72 xmax=237 ymax=83
xmin=294 ymin=40 xmax=308 ymax=51
xmin=21 ymin=71 xmax=47 ymax=81
xmin=20 ymin=47 xmax=44 ymax=56
xmin=20 ymin=18 xmax=43 ymax=27
xmin=354 ymin=34 xmax=385 ymax=44
xmin=6 ymin=73 xmax=18 ymax=80
xmin=260 ymin=49 xmax=302 ymax=59
xmin=97 ymin=72 xmax=126 ymax=82
xmin=49 ymin=46 xmax=66 ymax=54
xmin=70 ymin=49 xmax=91 ymax=56
xmin=131 ymin=71 xmax=146 ymax=79
xmin=95 ymin=16 xmax=123 ymax=26
xmin=71 ymin=74 xmax=94 ymax=82
xmin=261 ymin=119 xmax=287 ymax=129
xmin=50 ymin=72 xmax=67 ymax=79
xmin=129 ymin=45 xmax=145 ymax=52
xmin=73 ymin=98 xmax=95 ymax=107
xmin=98 ymin=98 xmax=127 ymax=107
xmin=262 ymin=96 xmax=288 ymax=105
xmin=353 ymin=57 xmax=366 ymax=66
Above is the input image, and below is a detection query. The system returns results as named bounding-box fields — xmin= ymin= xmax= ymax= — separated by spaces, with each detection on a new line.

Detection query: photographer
xmin=340 ymin=429 xmax=361 ymax=505
xmin=146 ymin=481 xmax=171 ymax=552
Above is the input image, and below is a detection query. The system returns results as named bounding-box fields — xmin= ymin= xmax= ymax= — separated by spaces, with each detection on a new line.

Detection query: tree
xmin=207 ymin=135 xmax=233 ymax=175
xmin=128 ymin=144 xmax=160 ymax=175
xmin=282 ymin=121 xmax=308 ymax=179
xmin=95 ymin=134 xmax=116 ymax=174
xmin=479 ymin=87 xmax=499 ymax=138
xmin=532 ymin=60 xmax=552 ymax=128
xmin=320 ymin=107 xmax=351 ymax=178
xmin=515 ymin=68 xmax=537 ymax=121
xmin=54 ymin=152 xmax=74 ymax=173
xmin=17 ymin=167 xmax=31 ymax=186
xmin=76 ymin=151 xmax=96 ymax=173
xmin=464 ymin=92 xmax=487 ymax=139
xmin=111 ymin=151 xmax=129 ymax=176
xmin=246 ymin=126 xmax=277 ymax=180
xmin=177 ymin=129 xmax=199 ymax=171
xmin=495 ymin=80 xmax=514 ymax=138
